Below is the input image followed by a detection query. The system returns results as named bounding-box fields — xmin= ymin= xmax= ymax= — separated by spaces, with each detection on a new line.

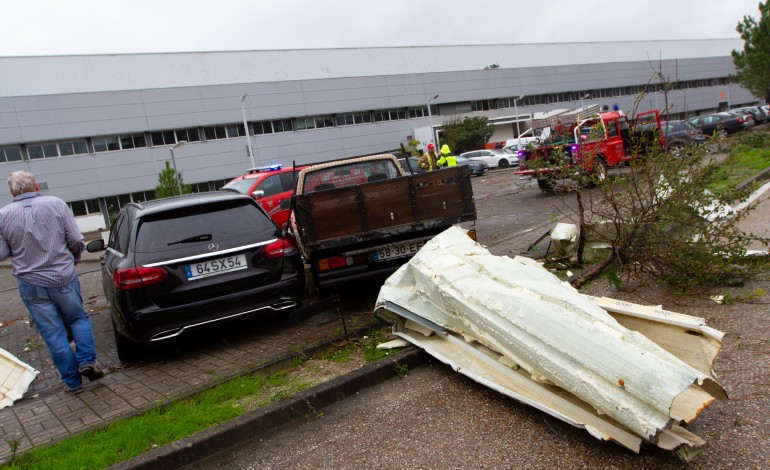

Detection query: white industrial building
xmin=0 ymin=39 xmax=757 ymax=232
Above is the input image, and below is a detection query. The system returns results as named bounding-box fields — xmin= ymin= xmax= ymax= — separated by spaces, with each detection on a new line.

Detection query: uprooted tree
xmin=534 ymin=91 xmax=770 ymax=293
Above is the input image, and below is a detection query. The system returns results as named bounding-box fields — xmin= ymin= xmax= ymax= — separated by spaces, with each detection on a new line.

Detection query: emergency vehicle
xmin=221 ymin=164 xmax=305 ymax=229
xmin=515 ymin=109 xmax=663 ymax=191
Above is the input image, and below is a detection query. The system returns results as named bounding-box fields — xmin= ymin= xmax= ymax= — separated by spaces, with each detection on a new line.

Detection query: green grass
xmin=3 ymin=371 xmax=296 ymax=469
xmin=2 ymin=327 xmax=399 ymax=469
xmin=708 ymin=130 xmax=770 ymax=194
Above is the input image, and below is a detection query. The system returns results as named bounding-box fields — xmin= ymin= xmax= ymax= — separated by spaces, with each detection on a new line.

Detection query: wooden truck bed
xmin=292 ymin=166 xmax=476 ymax=250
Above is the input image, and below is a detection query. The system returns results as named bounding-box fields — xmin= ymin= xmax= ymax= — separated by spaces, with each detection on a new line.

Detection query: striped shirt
xmin=0 ymin=192 xmax=84 ymax=287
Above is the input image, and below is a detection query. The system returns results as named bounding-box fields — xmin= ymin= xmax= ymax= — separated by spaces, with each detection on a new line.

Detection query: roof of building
xmin=0 ymin=40 xmax=742 ymax=98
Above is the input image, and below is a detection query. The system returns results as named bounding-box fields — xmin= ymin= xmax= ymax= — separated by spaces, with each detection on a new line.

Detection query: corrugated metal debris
xmin=374 ymin=226 xmax=726 ymax=461
xmin=0 ymin=348 xmax=38 ymax=409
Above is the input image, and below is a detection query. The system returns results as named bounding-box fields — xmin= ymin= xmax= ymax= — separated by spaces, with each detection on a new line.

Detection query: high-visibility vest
xmin=419 ymin=152 xmax=438 ymax=171
xmin=437 ymin=153 xmax=456 ymax=167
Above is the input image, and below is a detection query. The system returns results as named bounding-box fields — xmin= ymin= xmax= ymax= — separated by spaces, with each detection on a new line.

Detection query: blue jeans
xmin=18 ymin=277 xmax=97 ymax=389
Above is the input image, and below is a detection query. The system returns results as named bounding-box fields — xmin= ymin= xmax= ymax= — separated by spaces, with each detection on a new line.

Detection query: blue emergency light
xmin=247 ymin=164 xmax=282 ymax=174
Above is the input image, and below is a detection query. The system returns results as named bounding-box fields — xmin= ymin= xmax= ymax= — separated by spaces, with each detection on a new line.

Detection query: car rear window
xmin=134 ymin=200 xmax=274 ymax=252
xmin=302 ymin=159 xmax=401 ymax=192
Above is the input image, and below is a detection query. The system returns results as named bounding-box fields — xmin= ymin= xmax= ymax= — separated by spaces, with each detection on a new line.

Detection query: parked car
xmin=726 ymin=109 xmax=756 ymax=129
xmin=655 ymin=120 xmax=705 ymax=152
xmin=455 ymin=156 xmax=489 ymax=176
xmin=687 ymin=113 xmax=748 ymax=137
xmin=221 ymin=164 xmax=304 ymax=229
xmin=86 ymin=191 xmax=305 ymax=362
xmin=731 ymin=105 xmax=768 ymax=125
xmin=398 ymin=156 xmax=426 ymax=174
xmin=460 ymin=149 xmax=519 ymax=168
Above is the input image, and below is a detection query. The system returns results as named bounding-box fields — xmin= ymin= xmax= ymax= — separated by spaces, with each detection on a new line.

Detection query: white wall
xmin=75 ymin=213 xmax=106 ymax=234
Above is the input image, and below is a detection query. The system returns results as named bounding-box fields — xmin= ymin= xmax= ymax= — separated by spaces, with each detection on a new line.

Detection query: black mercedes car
xmin=87 ymin=191 xmax=304 ymax=362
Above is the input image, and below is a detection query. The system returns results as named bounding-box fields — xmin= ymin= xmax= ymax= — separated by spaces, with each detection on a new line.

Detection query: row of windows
xmin=4 ymin=77 xmax=735 ymax=164
xmin=5 ymin=106 xmax=432 ymax=164
xmin=67 ymin=180 xmax=229 ymax=218
xmin=253 ymin=119 xmax=293 ymax=134
xmin=472 ymin=77 xmax=736 ymax=112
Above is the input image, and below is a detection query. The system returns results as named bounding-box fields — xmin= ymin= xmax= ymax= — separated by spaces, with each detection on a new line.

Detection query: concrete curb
xmin=110 ymin=347 xmax=428 ymax=470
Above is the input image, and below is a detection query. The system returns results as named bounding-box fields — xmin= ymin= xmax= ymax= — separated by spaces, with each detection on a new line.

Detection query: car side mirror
xmin=279 ymin=198 xmax=291 ymax=210
xmin=251 ymin=190 xmax=265 ymax=199
xmin=86 ymin=239 xmax=105 ymax=253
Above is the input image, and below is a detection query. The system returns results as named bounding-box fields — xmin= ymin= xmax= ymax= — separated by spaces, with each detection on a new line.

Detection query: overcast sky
xmin=1 ymin=0 xmax=760 ymax=56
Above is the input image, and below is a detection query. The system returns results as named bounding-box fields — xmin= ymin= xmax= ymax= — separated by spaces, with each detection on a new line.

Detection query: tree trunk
xmin=568 ymin=249 xmax=617 ymax=289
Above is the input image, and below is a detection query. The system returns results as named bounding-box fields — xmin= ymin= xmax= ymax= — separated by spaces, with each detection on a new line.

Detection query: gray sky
xmin=1 ymin=0 xmax=760 ymax=56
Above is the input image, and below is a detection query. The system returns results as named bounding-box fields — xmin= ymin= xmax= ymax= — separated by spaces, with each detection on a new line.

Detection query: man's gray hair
xmin=7 ymin=171 xmax=37 ymax=197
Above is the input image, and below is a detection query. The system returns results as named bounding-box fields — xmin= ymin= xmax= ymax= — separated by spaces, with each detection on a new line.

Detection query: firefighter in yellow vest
xmin=436 ymin=144 xmax=457 ymax=167
xmin=418 ymin=143 xmax=439 ymax=171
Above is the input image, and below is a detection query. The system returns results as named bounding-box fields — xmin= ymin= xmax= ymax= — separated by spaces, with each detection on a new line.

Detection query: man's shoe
xmin=79 ymin=364 xmax=104 ymax=382
xmin=64 ymin=384 xmax=83 ymax=395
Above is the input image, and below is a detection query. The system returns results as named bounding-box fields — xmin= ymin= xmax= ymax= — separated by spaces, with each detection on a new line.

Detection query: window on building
xmin=225 ymin=124 xmax=246 ymax=138
xmin=0 ymin=145 xmax=22 ymax=163
xmin=118 ymin=133 xmax=147 ymax=150
xmin=92 ymin=136 xmax=121 ymax=152
xmin=203 ymin=125 xmax=227 ymax=140
xmin=150 ymin=130 xmax=178 ymax=146
xmin=69 ymin=200 xmax=87 ymax=216
xmin=28 ymin=142 xmax=62 ymax=158
xmin=179 ymin=128 xmax=200 ymax=143
xmin=296 ymin=117 xmax=315 ymax=130
xmin=67 ymin=198 xmax=102 ymax=217
xmin=373 ymin=111 xmax=385 ymax=122
xmin=336 ymin=114 xmax=355 ymax=126
xmin=253 ymin=121 xmax=270 ymax=134
xmin=273 ymin=119 xmax=293 ymax=132
xmin=56 ymin=139 xmax=89 ymax=156
xmin=315 ymin=115 xmax=334 ymax=128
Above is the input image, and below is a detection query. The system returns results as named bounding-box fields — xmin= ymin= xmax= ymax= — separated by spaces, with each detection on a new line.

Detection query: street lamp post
xmin=169 ymin=141 xmax=187 ymax=196
xmin=427 ymin=94 xmax=439 ymax=148
xmin=580 ymin=93 xmax=590 ymax=110
xmin=240 ymin=93 xmax=257 ymax=169
xmin=513 ymin=95 xmax=525 ymax=145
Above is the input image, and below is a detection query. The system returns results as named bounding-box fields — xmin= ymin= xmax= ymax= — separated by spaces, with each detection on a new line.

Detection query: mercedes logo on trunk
xmin=208 ymin=242 xmax=220 ymax=252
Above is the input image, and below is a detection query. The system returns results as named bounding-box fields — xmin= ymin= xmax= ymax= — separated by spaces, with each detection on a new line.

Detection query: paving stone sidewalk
xmin=0 ymin=290 xmax=380 ymax=463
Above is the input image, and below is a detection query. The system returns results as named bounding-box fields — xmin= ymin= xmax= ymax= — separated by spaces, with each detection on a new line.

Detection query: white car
xmin=459 ymin=149 xmax=519 ymax=169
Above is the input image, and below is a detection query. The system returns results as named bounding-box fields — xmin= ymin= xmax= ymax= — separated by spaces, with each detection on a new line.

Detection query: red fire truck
xmin=515 ymin=109 xmax=663 ymax=191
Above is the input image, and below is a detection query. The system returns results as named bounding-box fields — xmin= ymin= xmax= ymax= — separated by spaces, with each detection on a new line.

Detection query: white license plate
xmin=371 ymin=240 xmax=426 ymax=262
xmin=185 ymin=254 xmax=248 ymax=280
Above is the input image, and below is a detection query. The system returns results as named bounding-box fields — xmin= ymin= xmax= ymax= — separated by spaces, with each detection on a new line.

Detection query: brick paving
xmin=0 ymin=277 xmax=380 ymax=463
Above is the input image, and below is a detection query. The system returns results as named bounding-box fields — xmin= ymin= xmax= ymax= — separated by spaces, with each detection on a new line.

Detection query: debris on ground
xmin=0 ymin=348 xmax=38 ymax=409
xmin=375 ymin=226 xmax=726 ymax=461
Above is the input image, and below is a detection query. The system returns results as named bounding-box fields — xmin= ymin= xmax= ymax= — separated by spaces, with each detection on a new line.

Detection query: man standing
xmin=418 ymin=143 xmax=439 ymax=171
xmin=437 ymin=144 xmax=457 ymax=167
xmin=0 ymin=171 xmax=103 ymax=395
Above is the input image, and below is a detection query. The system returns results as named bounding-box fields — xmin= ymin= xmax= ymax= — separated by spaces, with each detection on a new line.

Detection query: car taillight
xmin=737 ymin=116 xmax=744 ymax=123
xmin=113 ymin=266 xmax=168 ymax=290
xmin=263 ymin=238 xmax=290 ymax=259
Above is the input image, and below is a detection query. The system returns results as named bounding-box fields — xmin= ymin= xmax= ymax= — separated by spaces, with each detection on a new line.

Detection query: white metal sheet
xmin=375 ymin=226 xmax=725 ymax=457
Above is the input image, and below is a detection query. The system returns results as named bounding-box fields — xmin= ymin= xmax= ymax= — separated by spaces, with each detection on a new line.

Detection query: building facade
xmin=0 ymin=40 xmax=757 ymax=231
